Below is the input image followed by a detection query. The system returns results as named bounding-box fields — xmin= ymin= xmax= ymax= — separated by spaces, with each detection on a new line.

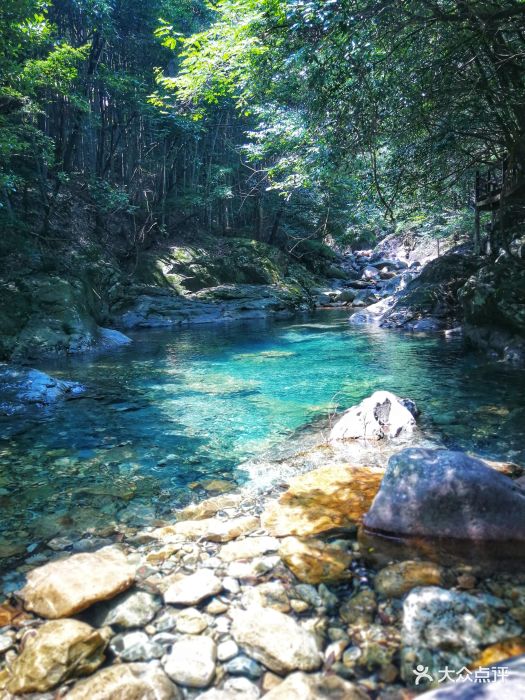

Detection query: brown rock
xmin=340 ymin=590 xmax=377 ymax=625
xmin=0 ymin=603 xmax=30 ymax=628
xmin=374 ymin=560 xmax=445 ymax=598
xmin=261 ymin=465 xmax=383 ymax=537
xmin=262 ymin=672 xmax=369 ymax=699
xmin=65 ymin=662 xmax=180 ymax=700
xmin=279 ymin=537 xmax=352 ymax=584
xmin=6 ymin=619 xmax=110 ymax=694
xmin=470 ymin=637 xmax=525 ymax=668
xmin=19 ymin=547 xmax=135 ymax=618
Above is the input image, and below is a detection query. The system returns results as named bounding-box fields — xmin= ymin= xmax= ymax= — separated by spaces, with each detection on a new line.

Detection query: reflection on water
xmin=1 ymin=310 xmax=524 ymax=560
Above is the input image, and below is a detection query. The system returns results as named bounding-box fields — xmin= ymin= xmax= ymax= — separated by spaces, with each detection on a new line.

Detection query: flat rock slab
xmin=230 ymin=606 xmax=322 ymax=673
xmin=261 ymin=464 xmax=383 ymax=537
xmin=164 ymin=569 xmax=222 ymax=606
xmin=19 ymin=547 xmax=136 ymax=618
xmin=262 ymin=671 xmax=369 ymax=699
xmin=364 ymin=448 xmax=525 ymax=543
xmin=153 ymin=516 xmax=259 ymax=543
xmin=6 ymin=619 xmax=109 ymax=694
xmin=177 ymin=494 xmax=244 ymax=521
xmin=65 ymin=662 xmax=180 ymax=700
xmin=219 ymin=536 xmax=279 ymax=562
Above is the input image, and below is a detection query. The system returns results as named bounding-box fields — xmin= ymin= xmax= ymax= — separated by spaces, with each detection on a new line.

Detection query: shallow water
xmin=1 ymin=310 xmax=524 ymax=561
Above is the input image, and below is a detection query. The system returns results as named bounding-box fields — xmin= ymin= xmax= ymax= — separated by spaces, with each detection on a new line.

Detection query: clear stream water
xmin=1 ymin=310 xmax=525 ymax=564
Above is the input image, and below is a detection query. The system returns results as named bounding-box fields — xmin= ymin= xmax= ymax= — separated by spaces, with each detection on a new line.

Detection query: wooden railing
xmin=475 ymin=158 xmax=524 ymax=210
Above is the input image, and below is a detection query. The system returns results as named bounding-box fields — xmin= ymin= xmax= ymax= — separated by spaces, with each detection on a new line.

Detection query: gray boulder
xmin=364 ymin=448 xmax=525 ymax=543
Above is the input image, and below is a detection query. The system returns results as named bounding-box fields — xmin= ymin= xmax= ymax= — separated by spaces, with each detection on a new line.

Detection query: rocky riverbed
xmin=2 ymin=393 xmax=525 ymax=699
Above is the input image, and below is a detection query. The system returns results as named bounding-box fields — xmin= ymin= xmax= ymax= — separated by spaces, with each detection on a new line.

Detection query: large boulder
xmin=330 ymin=391 xmax=417 ymax=442
xmin=364 ymin=448 xmax=525 ymax=549
xmin=261 ymin=464 xmax=384 ymax=537
xmin=19 ymin=546 xmax=136 ymax=618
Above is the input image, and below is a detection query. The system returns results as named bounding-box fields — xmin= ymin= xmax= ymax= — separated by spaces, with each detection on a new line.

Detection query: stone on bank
xmin=18 ymin=547 xmax=135 ymax=618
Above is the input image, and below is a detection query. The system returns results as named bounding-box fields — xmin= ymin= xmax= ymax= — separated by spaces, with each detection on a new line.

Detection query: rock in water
xmin=374 ymin=561 xmax=446 ymax=598
xmin=6 ymin=619 xmax=110 ymax=694
xmin=163 ymin=569 xmax=222 ymax=605
xmin=90 ymin=590 xmax=161 ymax=629
xmin=401 ymin=586 xmax=521 ymax=686
xmin=163 ymin=636 xmax=216 ymax=688
xmin=19 ymin=547 xmax=136 ymax=618
xmin=364 ymin=448 xmax=525 ymax=547
xmin=65 ymin=662 xmax=180 ymax=700
xmin=230 ymin=607 xmax=321 ymax=673
xmin=261 ymin=464 xmax=383 ymax=537
xmin=330 ymin=391 xmax=417 ymax=441
xmin=262 ymin=671 xmax=369 ymax=699
xmin=279 ymin=536 xmax=352 ymax=584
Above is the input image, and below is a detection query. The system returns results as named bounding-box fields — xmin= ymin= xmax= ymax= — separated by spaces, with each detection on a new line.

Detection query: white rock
xmin=218 ymin=537 xmax=279 ymax=562
xmin=230 ymin=607 xmax=322 ymax=673
xmin=226 ymin=556 xmax=280 ymax=580
xmin=164 ymin=635 xmax=216 ymax=688
xmin=217 ymin=639 xmax=239 ymax=661
xmin=330 ymin=390 xmax=416 ymax=441
xmin=163 ymin=570 xmax=222 ymax=606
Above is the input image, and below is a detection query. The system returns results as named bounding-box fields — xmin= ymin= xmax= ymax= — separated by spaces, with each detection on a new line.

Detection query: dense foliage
xmin=1 ymin=0 xmax=524 ymax=257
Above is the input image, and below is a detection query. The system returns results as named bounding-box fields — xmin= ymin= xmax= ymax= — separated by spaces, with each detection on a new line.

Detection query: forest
xmin=1 ymin=0 xmax=524 ymax=256
xmin=1 ymin=2 xmax=525 ymax=699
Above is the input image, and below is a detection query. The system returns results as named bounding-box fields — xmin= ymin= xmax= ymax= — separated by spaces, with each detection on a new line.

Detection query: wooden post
xmin=474 ymin=205 xmax=480 ymax=255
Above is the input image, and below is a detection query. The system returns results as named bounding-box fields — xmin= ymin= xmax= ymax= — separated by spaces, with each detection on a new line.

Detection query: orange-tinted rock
xmin=375 ymin=560 xmax=446 ymax=598
xmin=279 ymin=536 xmax=352 ymax=584
xmin=471 ymin=637 xmax=525 ymax=668
xmin=0 ymin=603 xmax=31 ymax=628
xmin=261 ymin=464 xmax=383 ymax=537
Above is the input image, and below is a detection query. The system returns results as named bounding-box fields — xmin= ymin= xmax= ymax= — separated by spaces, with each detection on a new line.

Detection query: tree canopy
xmin=1 ymin=0 xmax=524 ymax=256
